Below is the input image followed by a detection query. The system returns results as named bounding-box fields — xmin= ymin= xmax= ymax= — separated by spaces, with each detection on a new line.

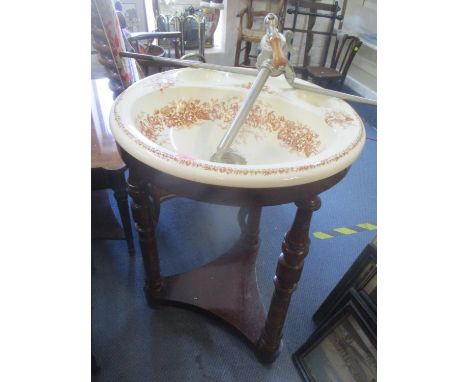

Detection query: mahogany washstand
xmin=120 ymin=147 xmax=349 ymax=363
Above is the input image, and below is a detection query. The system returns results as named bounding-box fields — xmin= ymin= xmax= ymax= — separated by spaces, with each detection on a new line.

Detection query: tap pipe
xmin=292 ymin=82 xmax=377 ymax=105
xmin=210 ymin=67 xmax=271 ymax=163
xmin=210 ymin=13 xmax=283 ymax=163
xmin=119 ymin=51 xmax=257 ymax=75
xmin=118 ymin=52 xmax=376 ymax=105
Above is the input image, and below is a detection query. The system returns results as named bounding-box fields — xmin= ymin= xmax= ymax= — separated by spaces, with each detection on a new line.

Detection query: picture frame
xmin=348 ymin=288 xmax=376 ymax=335
xmin=326 ymin=284 xmax=377 ymax=329
xmin=360 ymin=270 xmax=377 ymax=312
xmin=294 ymin=301 xmax=377 ymax=382
xmin=313 ymin=237 xmax=377 ymax=324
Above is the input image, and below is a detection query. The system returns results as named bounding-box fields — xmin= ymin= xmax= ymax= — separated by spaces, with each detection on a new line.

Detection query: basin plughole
xmin=110 ymin=68 xmax=365 ymax=188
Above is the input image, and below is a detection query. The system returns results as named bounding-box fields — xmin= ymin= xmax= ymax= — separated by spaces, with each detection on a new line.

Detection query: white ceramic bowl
xmin=110 ymin=68 xmax=365 ymax=188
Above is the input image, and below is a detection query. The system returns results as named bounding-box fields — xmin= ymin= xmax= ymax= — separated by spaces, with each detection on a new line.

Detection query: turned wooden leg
xmin=238 ymin=205 xmax=262 ymax=251
xmin=127 ymin=168 xmax=163 ymax=297
xmin=256 ymin=196 xmax=321 ymax=363
xmin=111 ymin=171 xmax=135 ymax=256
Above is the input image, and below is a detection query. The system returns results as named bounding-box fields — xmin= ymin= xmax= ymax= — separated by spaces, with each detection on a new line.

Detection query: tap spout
xmin=210 ymin=66 xmax=271 ymax=164
xmin=210 ymin=13 xmax=283 ymax=164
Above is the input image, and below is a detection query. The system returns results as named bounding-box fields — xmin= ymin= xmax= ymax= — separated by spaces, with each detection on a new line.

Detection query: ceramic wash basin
xmin=109 ymin=68 xmax=365 ymax=188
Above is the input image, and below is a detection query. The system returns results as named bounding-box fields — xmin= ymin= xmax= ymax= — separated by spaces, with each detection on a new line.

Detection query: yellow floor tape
xmin=313 ymin=223 xmax=376 ymax=240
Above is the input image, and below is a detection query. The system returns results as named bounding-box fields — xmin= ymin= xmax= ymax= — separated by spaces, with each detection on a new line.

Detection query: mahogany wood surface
xmin=127 ymin=167 xmax=163 ymax=291
xmin=121 ymin=145 xmax=349 ymax=363
xmin=257 ymin=197 xmax=321 ymax=362
xmin=120 ymin=150 xmax=348 ymax=207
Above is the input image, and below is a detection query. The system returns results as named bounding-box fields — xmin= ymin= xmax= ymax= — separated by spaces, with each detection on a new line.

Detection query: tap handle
xmin=270 ymin=34 xmax=288 ymax=68
xmin=264 ymin=13 xmax=288 ymax=68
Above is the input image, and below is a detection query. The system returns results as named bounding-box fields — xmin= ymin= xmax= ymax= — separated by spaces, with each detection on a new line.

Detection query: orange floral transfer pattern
xmin=112 ymin=93 xmax=365 ymax=177
xmin=135 ymin=97 xmax=321 ymax=157
xmin=143 ymin=76 xmax=177 ymax=92
xmin=239 ymin=82 xmax=277 ymax=95
xmin=325 ymin=111 xmax=355 ymax=128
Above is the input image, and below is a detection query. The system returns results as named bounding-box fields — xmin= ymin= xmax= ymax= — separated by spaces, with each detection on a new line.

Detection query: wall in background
xmin=144 ymin=0 xmax=156 ymax=31
xmin=339 ymin=0 xmax=377 ymax=98
xmin=285 ymin=0 xmax=377 ymax=98
xmin=140 ymin=1 xmax=376 ymax=97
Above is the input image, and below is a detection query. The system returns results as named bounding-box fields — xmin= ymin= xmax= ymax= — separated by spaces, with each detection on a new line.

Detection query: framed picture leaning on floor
xmin=313 ymin=237 xmax=377 ymax=324
xmin=294 ymin=298 xmax=377 ymax=382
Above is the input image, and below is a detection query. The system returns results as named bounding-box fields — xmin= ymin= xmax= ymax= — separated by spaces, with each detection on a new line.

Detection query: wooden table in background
xmin=91 ymin=78 xmax=134 ymax=255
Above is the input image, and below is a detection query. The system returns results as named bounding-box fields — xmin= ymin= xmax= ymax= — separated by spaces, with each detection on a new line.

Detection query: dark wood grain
xmin=121 ymin=145 xmax=349 ymax=363
xmin=120 ymin=150 xmax=348 ymax=207
xmin=127 ymin=167 xmax=163 ymax=293
xmin=257 ymin=197 xmax=321 ymax=362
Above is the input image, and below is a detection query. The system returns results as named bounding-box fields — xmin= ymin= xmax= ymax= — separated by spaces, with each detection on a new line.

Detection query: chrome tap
xmin=210 ymin=13 xmax=293 ymax=164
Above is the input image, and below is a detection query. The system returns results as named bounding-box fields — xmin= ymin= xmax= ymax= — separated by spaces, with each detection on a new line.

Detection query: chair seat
xmin=306 ymin=66 xmax=342 ymax=79
xmin=241 ymin=28 xmax=265 ymax=42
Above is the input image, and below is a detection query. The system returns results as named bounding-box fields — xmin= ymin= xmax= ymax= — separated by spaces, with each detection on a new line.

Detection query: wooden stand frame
xmin=122 ymin=149 xmax=349 ymax=363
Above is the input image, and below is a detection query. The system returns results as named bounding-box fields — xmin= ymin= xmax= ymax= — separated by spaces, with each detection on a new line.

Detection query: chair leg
xmin=234 ymin=38 xmax=242 ymax=66
xmin=173 ymin=39 xmax=181 ymax=59
xmin=244 ymin=42 xmax=252 ymax=66
xmin=339 ymin=76 xmax=345 ymax=89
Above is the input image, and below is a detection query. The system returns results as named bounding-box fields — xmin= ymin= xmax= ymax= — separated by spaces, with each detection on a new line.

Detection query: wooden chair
xmin=127 ymin=31 xmax=183 ymax=75
xmin=283 ymin=0 xmax=342 ymax=78
xmin=305 ymin=33 xmax=362 ymax=89
xmin=234 ymin=0 xmax=287 ymax=67
xmin=91 ymin=78 xmax=135 ymax=256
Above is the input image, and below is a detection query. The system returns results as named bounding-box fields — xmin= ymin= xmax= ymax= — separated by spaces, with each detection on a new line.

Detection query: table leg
xmin=111 ymin=171 xmax=135 ymax=256
xmin=256 ymin=196 xmax=321 ymax=363
xmin=240 ymin=205 xmax=262 ymax=251
xmin=127 ymin=169 xmax=163 ymax=298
